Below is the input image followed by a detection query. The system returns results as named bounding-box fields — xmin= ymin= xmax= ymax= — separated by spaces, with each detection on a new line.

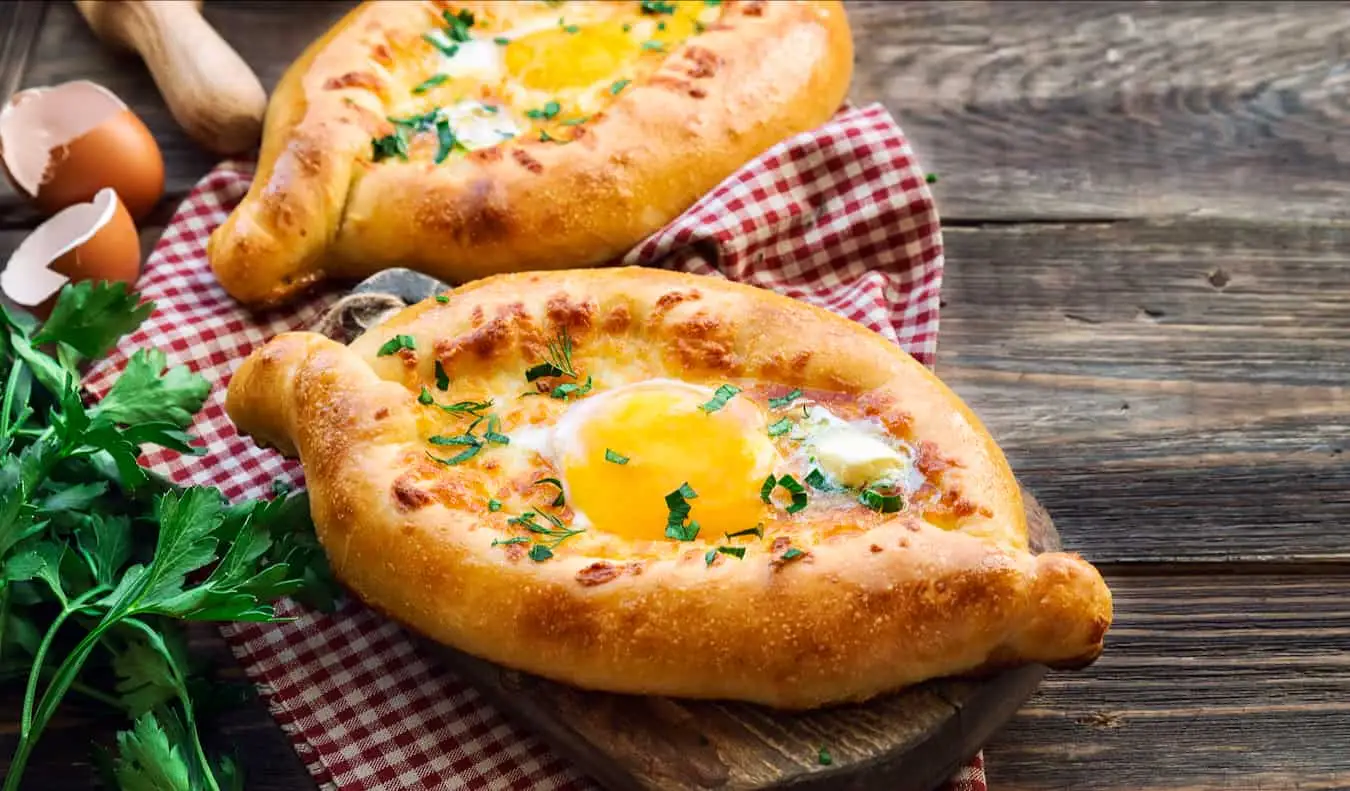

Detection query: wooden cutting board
xmin=317 ymin=270 xmax=1060 ymax=791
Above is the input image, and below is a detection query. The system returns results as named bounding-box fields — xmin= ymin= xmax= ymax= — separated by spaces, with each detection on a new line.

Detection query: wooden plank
xmin=985 ymin=574 xmax=1350 ymax=790
xmin=938 ymin=219 xmax=1350 ymax=564
xmin=849 ymin=0 xmax=1350 ymax=221
xmin=8 ymin=1 xmax=1350 ymax=223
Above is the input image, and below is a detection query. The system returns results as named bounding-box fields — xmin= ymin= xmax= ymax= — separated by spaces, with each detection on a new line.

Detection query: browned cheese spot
xmin=603 ymin=304 xmax=632 ymax=332
xmin=682 ymin=46 xmax=723 ymax=79
xmin=670 ymin=312 xmax=740 ymax=372
xmin=512 ymin=148 xmax=544 ymax=174
xmin=546 ymin=293 xmax=596 ymax=331
xmin=392 ymin=476 xmax=432 ymax=511
xmin=323 ymin=71 xmax=384 ymax=93
xmin=576 ymin=562 xmax=622 ymax=587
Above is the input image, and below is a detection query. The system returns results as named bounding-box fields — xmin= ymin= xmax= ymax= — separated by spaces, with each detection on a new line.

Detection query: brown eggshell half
xmin=0 ymin=80 xmax=165 ymax=220
xmin=0 ymin=187 xmax=141 ymax=318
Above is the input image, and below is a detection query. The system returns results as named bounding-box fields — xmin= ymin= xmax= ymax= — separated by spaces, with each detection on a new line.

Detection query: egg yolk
xmin=560 ymin=383 xmax=775 ymax=543
xmin=505 ymin=24 xmax=637 ymax=93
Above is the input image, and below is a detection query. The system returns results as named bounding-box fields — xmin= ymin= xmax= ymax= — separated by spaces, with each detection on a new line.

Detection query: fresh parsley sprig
xmin=0 ymin=282 xmax=338 ymax=791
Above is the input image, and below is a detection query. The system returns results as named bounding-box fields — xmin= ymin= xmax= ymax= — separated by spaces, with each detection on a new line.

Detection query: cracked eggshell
xmin=0 ymin=187 xmax=140 ymax=317
xmin=0 ymin=80 xmax=164 ymax=220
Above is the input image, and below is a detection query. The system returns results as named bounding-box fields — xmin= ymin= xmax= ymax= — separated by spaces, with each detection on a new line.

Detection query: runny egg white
xmin=512 ymin=379 xmax=922 ymax=543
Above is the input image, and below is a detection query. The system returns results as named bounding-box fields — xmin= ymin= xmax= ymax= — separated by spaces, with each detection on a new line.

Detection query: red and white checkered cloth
xmin=84 ymin=103 xmax=983 ymax=791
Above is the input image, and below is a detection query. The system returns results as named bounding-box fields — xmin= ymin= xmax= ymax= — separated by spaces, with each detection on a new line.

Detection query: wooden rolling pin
xmin=75 ymin=0 xmax=267 ymax=155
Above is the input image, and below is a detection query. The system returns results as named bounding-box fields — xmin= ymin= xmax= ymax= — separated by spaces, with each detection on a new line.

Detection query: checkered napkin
xmin=84 ymin=103 xmax=982 ymax=791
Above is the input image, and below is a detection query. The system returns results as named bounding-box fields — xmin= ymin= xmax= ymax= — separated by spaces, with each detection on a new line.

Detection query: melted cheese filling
xmin=384 ymin=0 xmax=721 ymax=159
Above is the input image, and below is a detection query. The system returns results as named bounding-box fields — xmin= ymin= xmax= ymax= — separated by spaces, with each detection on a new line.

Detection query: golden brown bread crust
xmin=225 ymin=268 xmax=1113 ymax=709
xmin=207 ymin=1 xmax=855 ymax=307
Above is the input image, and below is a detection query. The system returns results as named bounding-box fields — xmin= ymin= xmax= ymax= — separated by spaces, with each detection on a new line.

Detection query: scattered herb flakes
xmin=438 ymin=399 xmax=493 ymax=416
xmin=372 ymin=130 xmax=409 ymax=162
xmin=610 ymin=78 xmax=631 ymax=95
xmin=563 ymin=24 xmax=580 ymax=33
xmin=550 ymin=375 xmax=593 ymax=400
xmin=427 ymin=445 xmax=482 ymax=466
xmin=804 ymin=467 xmax=833 ymax=491
xmin=699 ymin=384 xmax=741 ymax=413
xmin=510 ymin=509 xmax=586 ymax=561
xmin=622 ymin=22 xmax=632 ymax=32
xmin=433 ymin=118 xmax=457 ymax=164
xmin=760 ymin=474 xmax=777 ymax=504
xmin=725 ymin=524 xmax=764 ymax=540
xmin=423 ymin=30 xmax=459 ymax=57
xmin=483 ymin=420 xmax=510 ymax=446
xmin=435 ymin=294 xmax=450 ymax=303
xmin=817 ymin=746 xmax=833 ymax=766
xmin=434 ymin=361 xmax=450 ymax=391
xmin=529 ymin=544 xmax=555 ymax=561
xmin=413 ymin=73 xmax=448 ymax=94
xmin=769 ymin=388 xmax=802 ymax=409
xmin=762 ymin=474 xmax=808 ymax=513
xmin=429 ymin=433 xmax=479 ymax=447
xmin=705 ymin=0 xmax=723 ymax=5
xmin=528 ymin=327 xmax=578 ymax=381
xmin=535 ymin=477 xmax=566 ymax=507
xmin=657 ymin=21 xmax=667 ymax=31
xmin=925 ymin=173 xmax=939 ymax=184
xmin=704 ymin=549 xmax=717 ymax=567
xmin=561 ymin=116 xmax=590 ymax=126
xmin=492 ymin=536 xmax=528 ymax=547
xmin=494 ymin=36 xmax=511 ymax=45
xmin=418 ymin=386 xmax=435 ymax=405
xmin=488 ymin=498 xmax=503 ymax=512
xmin=390 ymin=109 xmax=442 ymax=131
xmin=693 ymin=19 xmax=706 ymax=33
xmin=859 ymin=486 xmax=905 ymax=513
xmin=767 ymin=417 xmax=792 ymax=437
xmin=782 ymin=547 xmax=805 ymax=562
xmin=604 ymin=448 xmax=630 ymax=465
xmin=641 ymin=40 xmax=667 ymax=52
xmin=526 ymin=100 xmax=562 ymax=120
xmin=717 ymin=546 xmax=745 ymax=560
xmin=641 ymin=0 xmax=677 ymax=13
xmin=664 ymin=483 xmax=700 ymax=541
xmin=442 ymin=8 xmax=475 ymax=41
xmin=378 ymin=334 xmax=416 ymax=356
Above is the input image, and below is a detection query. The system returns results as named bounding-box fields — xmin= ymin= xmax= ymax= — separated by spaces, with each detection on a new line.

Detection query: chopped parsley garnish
xmin=422 ymin=30 xmax=459 ymax=57
xmin=427 ymin=445 xmax=481 ymax=466
xmin=488 ymin=498 xmax=502 ymax=512
xmin=377 ymin=334 xmax=416 ymax=356
xmin=641 ymin=0 xmax=677 ymax=14
xmin=442 ymin=8 xmax=475 ymax=42
xmin=804 ymin=467 xmax=837 ymax=491
xmin=694 ymin=20 xmax=706 ymax=33
xmin=699 ymin=384 xmax=741 ymax=413
xmin=371 ymin=130 xmax=409 ymax=162
xmin=494 ymin=36 xmax=511 ymax=45
xmin=413 ymin=73 xmax=448 ymax=94
xmin=767 ymin=418 xmax=792 ymax=437
xmin=725 ymin=524 xmax=764 ymax=540
xmin=433 ymin=118 xmax=456 ymax=164
xmin=437 ymin=399 xmax=493 ymax=416
xmin=492 ymin=536 xmax=528 ymax=546
xmin=435 ymin=294 xmax=450 ymax=303
xmin=507 ymin=509 xmax=585 ymax=561
xmin=561 ymin=116 xmax=591 ymax=126
xmin=434 ymin=360 xmax=450 ymax=390
xmin=769 ymin=389 xmax=802 ymax=409
xmin=641 ymin=40 xmax=667 ymax=52
xmin=483 ymin=104 xmax=501 ymax=114
xmin=483 ymin=415 xmax=510 ymax=445
xmin=610 ymin=79 xmax=631 ymax=95
xmin=705 ymin=546 xmax=746 ymax=566
xmin=657 ymin=21 xmax=667 ymax=31
xmin=525 ymin=100 xmax=562 ymax=120
xmin=782 ymin=547 xmax=805 ymax=562
xmin=535 ymin=477 xmax=566 ymax=507
xmin=817 ymin=747 xmax=833 ymax=766
xmin=926 ymin=173 xmax=939 ymax=184
xmin=551 ymin=375 xmax=592 ymax=400
xmin=622 ymin=22 xmax=632 ymax=32
xmin=859 ymin=485 xmax=905 ymax=513
xmin=429 ymin=433 xmax=479 ymax=447
xmin=526 ymin=326 xmax=578 ymax=380
xmin=418 ymin=386 xmax=435 ymax=405
xmin=390 ymin=109 xmax=442 ymax=131
xmin=539 ymin=129 xmax=558 ymax=143
xmin=705 ymin=0 xmax=723 ymax=5
xmin=760 ymin=474 xmax=777 ymax=504
xmin=604 ymin=449 xmax=629 ymax=465
xmin=665 ymin=483 xmax=700 ymax=541
xmin=563 ymin=24 xmax=580 ymax=33
xmin=761 ymin=474 xmax=808 ymax=513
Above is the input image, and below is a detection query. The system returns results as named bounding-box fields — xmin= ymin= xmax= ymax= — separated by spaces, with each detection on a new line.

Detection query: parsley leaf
xmin=372 ymin=130 xmax=409 ymax=162
xmin=769 ymin=389 xmax=802 ymax=409
xmin=377 ymin=335 xmax=415 ymax=356
xmin=434 ymin=361 xmax=450 ymax=391
xmin=525 ymin=100 xmax=562 ymax=120
xmin=32 ymin=281 xmax=152 ymax=360
xmin=433 ymin=117 xmax=457 ymax=164
xmin=664 ymin=483 xmax=700 ymax=541
xmin=604 ymin=449 xmax=629 ymax=465
xmin=412 ymin=73 xmax=448 ymax=94
xmin=93 ymin=349 xmax=210 ymax=429
xmin=610 ymin=79 xmax=631 ymax=95
xmin=550 ymin=375 xmax=592 ymax=400
xmin=534 ymin=477 xmax=565 ymax=507
xmin=699 ymin=384 xmax=740 ymax=413
xmin=767 ymin=418 xmax=792 ymax=437
xmin=641 ymin=0 xmax=677 ymax=14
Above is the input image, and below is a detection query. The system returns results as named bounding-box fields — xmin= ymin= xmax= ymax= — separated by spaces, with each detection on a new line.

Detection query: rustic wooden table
xmin=2 ymin=1 xmax=1348 ymax=789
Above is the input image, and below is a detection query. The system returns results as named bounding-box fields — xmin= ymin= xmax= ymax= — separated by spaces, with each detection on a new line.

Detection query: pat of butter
xmin=444 ymin=101 xmax=520 ymax=150
xmin=811 ymin=428 xmax=909 ymax=489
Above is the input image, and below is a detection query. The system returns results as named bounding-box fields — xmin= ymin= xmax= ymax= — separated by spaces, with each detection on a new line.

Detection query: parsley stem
xmin=6 ymin=585 xmax=110 ymax=791
xmin=0 ymin=359 xmax=26 ymax=438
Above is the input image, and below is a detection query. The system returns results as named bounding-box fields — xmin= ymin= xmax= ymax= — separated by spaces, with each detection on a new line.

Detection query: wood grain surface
xmin=2 ymin=1 xmax=1348 ymax=790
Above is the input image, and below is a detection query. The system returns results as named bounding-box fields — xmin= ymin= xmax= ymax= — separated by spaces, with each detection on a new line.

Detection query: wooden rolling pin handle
xmin=75 ymin=0 xmax=267 ymax=156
